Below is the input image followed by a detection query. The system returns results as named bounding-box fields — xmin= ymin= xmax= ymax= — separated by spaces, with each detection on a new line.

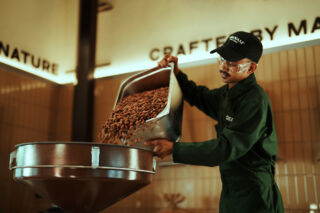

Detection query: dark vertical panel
xmin=72 ymin=0 xmax=97 ymax=141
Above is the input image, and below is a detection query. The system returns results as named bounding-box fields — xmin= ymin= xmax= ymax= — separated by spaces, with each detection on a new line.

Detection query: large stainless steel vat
xmin=9 ymin=142 xmax=155 ymax=213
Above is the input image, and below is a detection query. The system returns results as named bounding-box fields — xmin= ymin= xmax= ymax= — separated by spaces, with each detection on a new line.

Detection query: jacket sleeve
xmin=176 ymin=71 xmax=221 ymax=120
xmin=173 ymin=97 xmax=268 ymax=167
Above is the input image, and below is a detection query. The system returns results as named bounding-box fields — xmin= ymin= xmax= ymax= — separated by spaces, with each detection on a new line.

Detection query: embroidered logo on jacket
xmin=225 ymin=115 xmax=234 ymax=122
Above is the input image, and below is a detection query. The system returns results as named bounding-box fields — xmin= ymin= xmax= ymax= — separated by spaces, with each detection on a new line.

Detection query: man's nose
xmin=220 ymin=63 xmax=230 ymax=72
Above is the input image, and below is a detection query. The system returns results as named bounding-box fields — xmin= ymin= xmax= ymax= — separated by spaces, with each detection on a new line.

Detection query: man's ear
xmin=248 ymin=63 xmax=258 ymax=74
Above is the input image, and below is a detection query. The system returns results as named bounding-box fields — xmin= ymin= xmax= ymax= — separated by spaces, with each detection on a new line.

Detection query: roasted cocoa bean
xmin=99 ymin=86 xmax=169 ymax=145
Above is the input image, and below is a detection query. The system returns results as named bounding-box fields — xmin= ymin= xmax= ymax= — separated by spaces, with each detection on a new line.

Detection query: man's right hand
xmin=158 ymin=54 xmax=180 ymax=75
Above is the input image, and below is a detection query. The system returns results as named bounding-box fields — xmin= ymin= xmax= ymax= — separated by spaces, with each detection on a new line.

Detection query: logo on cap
xmin=229 ymin=36 xmax=245 ymax=45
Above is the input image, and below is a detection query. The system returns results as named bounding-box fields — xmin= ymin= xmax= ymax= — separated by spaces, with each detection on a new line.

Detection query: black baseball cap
xmin=210 ymin=31 xmax=263 ymax=63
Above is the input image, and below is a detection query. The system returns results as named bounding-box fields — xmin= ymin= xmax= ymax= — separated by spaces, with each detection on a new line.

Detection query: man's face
xmin=218 ymin=57 xmax=256 ymax=88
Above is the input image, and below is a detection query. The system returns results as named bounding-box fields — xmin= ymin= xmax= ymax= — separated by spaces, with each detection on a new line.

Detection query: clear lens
xmin=218 ymin=57 xmax=252 ymax=73
xmin=237 ymin=63 xmax=251 ymax=73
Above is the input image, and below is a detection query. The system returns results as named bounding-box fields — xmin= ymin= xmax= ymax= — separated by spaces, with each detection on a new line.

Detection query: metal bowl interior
xmin=9 ymin=142 xmax=155 ymax=213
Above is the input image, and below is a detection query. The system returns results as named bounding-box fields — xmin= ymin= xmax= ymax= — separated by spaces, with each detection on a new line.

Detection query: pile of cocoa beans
xmin=99 ymin=86 xmax=169 ymax=145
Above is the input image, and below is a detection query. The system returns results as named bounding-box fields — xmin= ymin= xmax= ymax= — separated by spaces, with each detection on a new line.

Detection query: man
xmin=145 ymin=31 xmax=284 ymax=213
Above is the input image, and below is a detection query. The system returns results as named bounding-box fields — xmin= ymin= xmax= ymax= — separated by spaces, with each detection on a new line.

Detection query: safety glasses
xmin=218 ymin=57 xmax=253 ymax=73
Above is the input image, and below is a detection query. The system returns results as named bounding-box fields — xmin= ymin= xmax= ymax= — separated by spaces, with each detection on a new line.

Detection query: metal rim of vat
xmin=9 ymin=142 xmax=156 ymax=174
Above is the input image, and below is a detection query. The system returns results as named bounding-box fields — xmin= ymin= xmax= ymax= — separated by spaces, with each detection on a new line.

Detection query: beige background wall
xmin=0 ymin=66 xmax=74 ymax=212
xmin=95 ymin=0 xmax=320 ymax=77
xmin=0 ymin=44 xmax=320 ymax=212
xmin=0 ymin=0 xmax=78 ymax=75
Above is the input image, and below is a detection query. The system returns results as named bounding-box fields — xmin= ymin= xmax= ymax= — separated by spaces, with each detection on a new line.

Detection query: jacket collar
xmin=223 ymin=73 xmax=257 ymax=99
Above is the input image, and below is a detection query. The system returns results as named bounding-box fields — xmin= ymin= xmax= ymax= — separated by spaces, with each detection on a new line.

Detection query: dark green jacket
xmin=173 ymin=72 xmax=284 ymax=213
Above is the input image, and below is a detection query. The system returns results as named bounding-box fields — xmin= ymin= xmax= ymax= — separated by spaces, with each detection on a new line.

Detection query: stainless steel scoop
xmin=114 ymin=63 xmax=183 ymax=148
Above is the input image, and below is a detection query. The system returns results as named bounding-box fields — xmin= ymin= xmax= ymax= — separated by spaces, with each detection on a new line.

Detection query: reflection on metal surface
xmin=128 ymin=170 xmax=138 ymax=180
xmin=129 ymin=148 xmax=139 ymax=170
xmin=91 ymin=146 xmax=100 ymax=168
xmin=53 ymin=144 xmax=67 ymax=165
xmin=53 ymin=167 xmax=62 ymax=178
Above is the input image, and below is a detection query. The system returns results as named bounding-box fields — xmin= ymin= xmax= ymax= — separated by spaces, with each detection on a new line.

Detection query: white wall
xmin=0 ymin=0 xmax=319 ymax=82
xmin=95 ymin=0 xmax=320 ymax=77
xmin=0 ymin=0 xmax=78 ymax=78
